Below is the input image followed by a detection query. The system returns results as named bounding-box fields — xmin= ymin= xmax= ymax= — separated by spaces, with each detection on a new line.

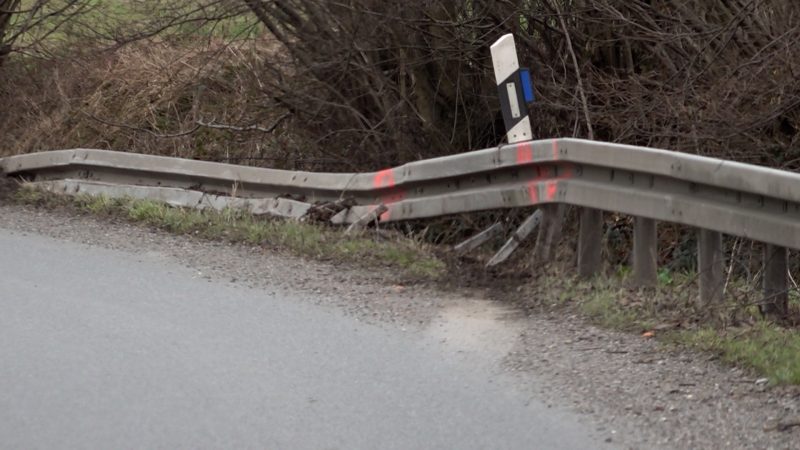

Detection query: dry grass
xmin=0 ymin=38 xmax=325 ymax=169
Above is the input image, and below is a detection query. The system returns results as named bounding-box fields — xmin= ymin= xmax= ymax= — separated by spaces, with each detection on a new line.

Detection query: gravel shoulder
xmin=2 ymin=202 xmax=799 ymax=449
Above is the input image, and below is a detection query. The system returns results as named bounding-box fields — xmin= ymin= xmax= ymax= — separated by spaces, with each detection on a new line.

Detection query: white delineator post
xmin=490 ymin=34 xmax=532 ymax=144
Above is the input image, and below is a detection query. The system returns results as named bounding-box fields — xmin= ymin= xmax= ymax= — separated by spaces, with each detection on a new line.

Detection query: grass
xmin=577 ymin=282 xmax=658 ymax=331
xmin=550 ymin=269 xmax=800 ymax=385
xmin=672 ymin=324 xmax=800 ymax=385
xmin=554 ymin=269 xmax=695 ymax=333
xmin=13 ymin=186 xmax=446 ymax=280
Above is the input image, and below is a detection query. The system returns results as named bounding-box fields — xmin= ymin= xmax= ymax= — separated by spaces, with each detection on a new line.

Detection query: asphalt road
xmin=0 ymin=228 xmax=613 ymax=449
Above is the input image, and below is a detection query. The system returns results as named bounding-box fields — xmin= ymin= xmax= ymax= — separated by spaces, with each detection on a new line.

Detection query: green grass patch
xmin=565 ymin=276 xmax=661 ymax=332
xmin=671 ymin=323 xmax=800 ymax=385
xmin=578 ymin=284 xmax=657 ymax=331
xmin=549 ymin=267 xmax=697 ymax=333
xmin=552 ymin=269 xmax=800 ymax=385
xmin=13 ymin=186 xmax=446 ymax=280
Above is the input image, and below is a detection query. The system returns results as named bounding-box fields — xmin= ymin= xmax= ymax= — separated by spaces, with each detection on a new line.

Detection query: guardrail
xmin=2 ymin=138 xmax=799 ymax=311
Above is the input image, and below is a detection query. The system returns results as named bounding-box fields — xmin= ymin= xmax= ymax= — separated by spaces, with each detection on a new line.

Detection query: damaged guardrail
xmin=2 ymin=137 xmax=800 ymax=308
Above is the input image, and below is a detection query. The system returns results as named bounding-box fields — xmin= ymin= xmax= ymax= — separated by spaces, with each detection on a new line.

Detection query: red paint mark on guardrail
xmin=546 ymin=180 xmax=558 ymax=200
xmin=516 ymin=142 xmax=534 ymax=164
xmin=374 ymin=168 xmax=395 ymax=188
xmin=524 ymin=166 xmax=548 ymax=204
xmin=562 ymin=164 xmax=574 ymax=178
xmin=525 ymin=163 xmax=576 ymax=204
xmin=527 ymin=179 xmax=539 ymax=203
xmin=373 ymin=168 xmax=405 ymax=221
xmin=516 ymin=140 xmax=569 ymax=204
xmin=544 ymin=163 xmax=576 ymax=201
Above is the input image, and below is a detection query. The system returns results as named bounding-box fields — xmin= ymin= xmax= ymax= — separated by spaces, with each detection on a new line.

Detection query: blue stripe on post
xmin=520 ymin=68 xmax=534 ymax=103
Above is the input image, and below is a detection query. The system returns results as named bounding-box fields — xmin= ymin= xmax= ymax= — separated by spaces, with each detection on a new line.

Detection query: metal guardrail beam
xmin=3 ymin=138 xmax=800 ymax=252
xmin=9 ymin=139 xmax=800 ymax=201
xmin=31 ymin=179 xmax=313 ymax=218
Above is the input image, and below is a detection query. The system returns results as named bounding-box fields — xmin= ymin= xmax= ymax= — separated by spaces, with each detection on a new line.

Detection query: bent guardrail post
xmin=454 ymin=222 xmax=505 ymax=255
xmin=345 ymin=204 xmax=387 ymax=235
xmin=697 ymin=229 xmax=725 ymax=307
xmin=487 ymin=210 xmax=543 ymax=267
xmin=534 ymin=204 xmax=564 ymax=263
xmin=632 ymin=217 xmax=658 ymax=287
xmin=762 ymin=244 xmax=789 ymax=320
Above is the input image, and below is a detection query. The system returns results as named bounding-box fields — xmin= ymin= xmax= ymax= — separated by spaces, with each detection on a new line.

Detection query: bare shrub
xmin=0 ymin=0 xmax=92 ymax=65
xmin=240 ymin=0 xmax=800 ymax=170
xmin=6 ymin=1 xmax=798 ymax=171
xmin=0 ymin=38 xmax=328 ymax=169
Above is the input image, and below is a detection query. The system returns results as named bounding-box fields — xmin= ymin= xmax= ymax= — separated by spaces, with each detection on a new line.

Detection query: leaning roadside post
xmin=491 ymin=34 xmax=564 ymax=266
xmin=491 ymin=33 xmax=556 ymax=258
xmin=490 ymin=34 xmax=533 ymax=144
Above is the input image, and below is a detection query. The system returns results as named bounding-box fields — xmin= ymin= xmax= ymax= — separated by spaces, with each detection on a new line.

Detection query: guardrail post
xmin=577 ymin=208 xmax=603 ymax=278
xmin=488 ymin=210 xmax=542 ymax=267
xmin=534 ymin=204 xmax=565 ymax=263
xmin=762 ymin=244 xmax=788 ymax=320
xmin=697 ymin=229 xmax=725 ymax=306
xmin=632 ymin=217 xmax=658 ymax=287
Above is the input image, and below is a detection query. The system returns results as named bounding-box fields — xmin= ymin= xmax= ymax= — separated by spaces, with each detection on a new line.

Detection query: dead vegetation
xmin=0 ymin=39 xmax=320 ymax=168
xmin=4 ymin=1 xmax=800 ymax=170
xmin=234 ymin=0 xmax=800 ymax=170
